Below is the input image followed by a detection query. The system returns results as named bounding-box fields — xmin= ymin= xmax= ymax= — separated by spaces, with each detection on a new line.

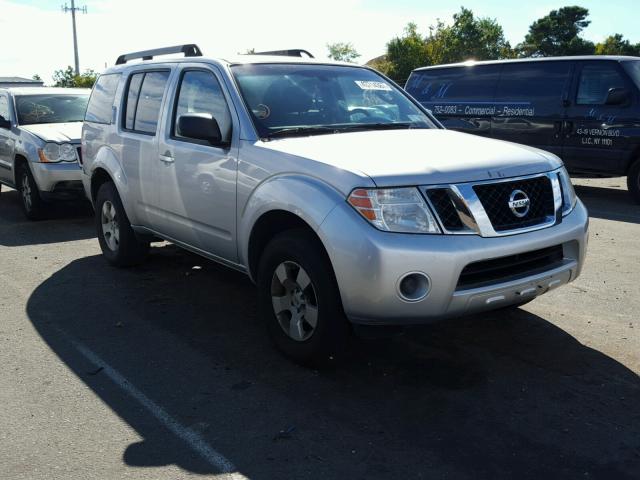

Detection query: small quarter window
xmin=122 ymin=70 xmax=170 ymax=134
xmin=85 ymin=73 xmax=120 ymax=124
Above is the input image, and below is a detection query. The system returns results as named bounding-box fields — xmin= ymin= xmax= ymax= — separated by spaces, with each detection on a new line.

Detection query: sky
xmin=1 ymin=0 xmax=638 ymax=83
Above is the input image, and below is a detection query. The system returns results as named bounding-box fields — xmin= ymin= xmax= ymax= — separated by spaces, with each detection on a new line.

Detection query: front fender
xmin=238 ymin=174 xmax=346 ymax=269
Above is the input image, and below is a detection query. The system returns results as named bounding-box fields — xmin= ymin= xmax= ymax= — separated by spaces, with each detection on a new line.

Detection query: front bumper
xmin=318 ymin=199 xmax=589 ymax=325
xmin=30 ymin=161 xmax=85 ymax=199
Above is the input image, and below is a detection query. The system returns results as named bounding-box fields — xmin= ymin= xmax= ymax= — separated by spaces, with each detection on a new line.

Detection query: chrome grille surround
xmin=422 ymin=170 xmax=563 ymax=238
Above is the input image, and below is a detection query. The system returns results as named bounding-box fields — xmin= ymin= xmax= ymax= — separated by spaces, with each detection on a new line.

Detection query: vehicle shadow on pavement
xmin=0 ymin=189 xmax=94 ymax=246
xmin=575 ymin=184 xmax=640 ymax=225
xmin=26 ymin=245 xmax=640 ymax=479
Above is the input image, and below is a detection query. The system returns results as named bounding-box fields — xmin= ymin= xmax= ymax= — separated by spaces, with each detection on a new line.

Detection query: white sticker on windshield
xmin=354 ymin=80 xmax=392 ymax=91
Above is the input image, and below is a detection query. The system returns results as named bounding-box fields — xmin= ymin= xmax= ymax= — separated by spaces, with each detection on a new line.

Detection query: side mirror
xmin=0 ymin=116 xmax=10 ymax=129
xmin=177 ymin=113 xmax=223 ymax=146
xmin=605 ymin=87 xmax=630 ymax=106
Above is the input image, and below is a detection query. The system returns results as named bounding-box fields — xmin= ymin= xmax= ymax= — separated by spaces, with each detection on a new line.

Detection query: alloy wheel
xmin=101 ymin=200 xmax=120 ymax=251
xmin=271 ymin=261 xmax=319 ymax=342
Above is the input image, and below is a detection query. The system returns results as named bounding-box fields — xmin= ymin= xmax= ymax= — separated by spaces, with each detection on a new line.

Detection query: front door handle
xmin=159 ymin=153 xmax=174 ymax=164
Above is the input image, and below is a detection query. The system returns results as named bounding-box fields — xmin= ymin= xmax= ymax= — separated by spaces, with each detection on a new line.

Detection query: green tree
xmin=52 ymin=66 xmax=98 ymax=88
xmin=595 ymin=34 xmax=640 ymax=56
xmin=425 ymin=8 xmax=513 ymax=65
xmin=32 ymin=74 xmax=42 ymax=81
xmin=326 ymin=42 xmax=361 ymax=63
xmin=385 ymin=23 xmax=428 ymax=84
xmin=517 ymin=6 xmax=595 ymax=57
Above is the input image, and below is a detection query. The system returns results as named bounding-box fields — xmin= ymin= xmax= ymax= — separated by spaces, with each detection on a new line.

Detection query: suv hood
xmin=20 ymin=122 xmax=82 ymax=143
xmin=259 ymin=129 xmax=562 ymax=186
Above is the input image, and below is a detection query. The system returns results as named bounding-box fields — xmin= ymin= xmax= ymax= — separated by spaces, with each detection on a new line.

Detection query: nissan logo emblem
xmin=508 ymin=190 xmax=530 ymax=218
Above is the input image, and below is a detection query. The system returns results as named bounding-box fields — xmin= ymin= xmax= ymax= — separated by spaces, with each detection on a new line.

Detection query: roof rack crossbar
xmin=115 ymin=44 xmax=202 ymax=65
xmin=253 ymin=49 xmax=314 ymax=58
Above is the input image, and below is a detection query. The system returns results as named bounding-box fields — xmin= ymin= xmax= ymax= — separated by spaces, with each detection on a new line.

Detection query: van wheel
xmin=95 ymin=181 xmax=149 ymax=267
xmin=17 ymin=163 xmax=46 ymax=220
xmin=627 ymin=160 xmax=640 ymax=204
xmin=257 ymin=229 xmax=350 ymax=367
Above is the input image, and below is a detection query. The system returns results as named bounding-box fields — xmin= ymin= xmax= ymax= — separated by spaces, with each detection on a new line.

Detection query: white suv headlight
xmin=38 ymin=142 xmax=77 ymax=163
xmin=348 ymin=187 xmax=441 ymax=234
xmin=557 ymin=167 xmax=577 ymax=216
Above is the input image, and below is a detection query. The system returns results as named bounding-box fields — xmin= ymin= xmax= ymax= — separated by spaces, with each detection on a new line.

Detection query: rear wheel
xmin=627 ymin=159 xmax=640 ymax=204
xmin=95 ymin=181 xmax=149 ymax=267
xmin=257 ymin=229 xmax=350 ymax=367
xmin=17 ymin=163 xmax=46 ymax=220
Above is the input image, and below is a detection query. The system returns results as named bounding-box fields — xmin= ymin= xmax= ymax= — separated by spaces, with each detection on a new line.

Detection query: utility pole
xmin=62 ymin=0 xmax=87 ymax=76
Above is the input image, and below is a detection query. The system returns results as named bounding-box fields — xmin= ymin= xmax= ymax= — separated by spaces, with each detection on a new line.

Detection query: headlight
xmin=38 ymin=142 xmax=77 ymax=163
xmin=557 ymin=167 xmax=577 ymax=216
xmin=348 ymin=187 xmax=441 ymax=234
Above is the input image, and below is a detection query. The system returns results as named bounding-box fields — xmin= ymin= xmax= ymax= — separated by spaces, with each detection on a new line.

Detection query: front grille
xmin=427 ymin=188 xmax=464 ymax=230
xmin=457 ymin=245 xmax=564 ymax=290
xmin=473 ymin=176 xmax=554 ymax=231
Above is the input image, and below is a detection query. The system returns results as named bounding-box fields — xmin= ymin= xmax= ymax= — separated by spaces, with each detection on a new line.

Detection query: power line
xmin=61 ymin=0 xmax=87 ymax=76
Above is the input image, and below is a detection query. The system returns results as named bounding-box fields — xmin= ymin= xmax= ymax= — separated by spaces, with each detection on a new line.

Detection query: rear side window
xmin=577 ymin=63 xmax=626 ymax=105
xmin=0 ymin=95 xmax=9 ymax=120
xmin=406 ymin=65 xmax=500 ymax=103
xmin=495 ymin=62 xmax=572 ymax=114
xmin=173 ymin=70 xmax=232 ymax=143
xmin=85 ymin=73 xmax=120 ymax=124
xmin=123 ymin=70 xmax=170 ymax=134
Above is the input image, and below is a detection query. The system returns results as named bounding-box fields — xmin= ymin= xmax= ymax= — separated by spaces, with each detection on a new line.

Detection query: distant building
xmin=0 ymin=76 xmax=44 ymax=88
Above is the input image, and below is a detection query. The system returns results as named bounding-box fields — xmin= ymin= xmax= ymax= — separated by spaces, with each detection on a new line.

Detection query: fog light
xmin=397 ymin=272 xmax=430 ymax=302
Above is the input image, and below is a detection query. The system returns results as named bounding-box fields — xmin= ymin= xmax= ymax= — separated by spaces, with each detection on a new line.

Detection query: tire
xmin=17 ymin=163 xmax=46 ymax=220
xmin=257 ymin=229 xmax=350 ymax=367
xmin=95 ymin=181 xmax=149 ymax=267
xmin=627 ymin=159 xmax=640 ymax=204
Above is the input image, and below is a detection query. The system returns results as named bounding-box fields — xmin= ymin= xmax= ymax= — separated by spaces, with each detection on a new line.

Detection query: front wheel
xmin=257 ymin=229 xmax=350 ymax=367
xmin=17 ymin=164 xmax=46 ymax=220
xmin=627 ymin=160 xmax=640 ymax=204
xmin=95 ymin=181 xmax=149 ymax=267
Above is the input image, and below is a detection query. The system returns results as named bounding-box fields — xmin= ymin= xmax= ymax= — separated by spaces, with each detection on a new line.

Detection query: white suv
xmin=81 ymin=45 xmax=588 ymax=366
xmin=0 ymin=87 xmax=89 ymax=219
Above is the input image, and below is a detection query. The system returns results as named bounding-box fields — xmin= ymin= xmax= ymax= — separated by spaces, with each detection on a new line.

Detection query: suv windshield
xmin=623 ymin=60 xmax=640 ymax=90
xmin=15 ymin=94 xmax=89 ymax=125
xmin=231 ymin=64 xmax=435 ymax=138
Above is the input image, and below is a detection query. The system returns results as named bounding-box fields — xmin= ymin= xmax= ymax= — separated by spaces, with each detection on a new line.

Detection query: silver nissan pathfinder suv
xmin=0 ymin=87 xmax=90 ymax=219
xmin=81 ymin=45 xmax=588 ymax=366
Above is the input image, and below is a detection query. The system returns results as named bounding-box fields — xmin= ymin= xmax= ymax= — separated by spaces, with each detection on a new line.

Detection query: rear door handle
xmin=159 ymin=153 xmax=174 ymax=164
xmin=563 ymin=121 xmax=574 ymax=137
xmin=553 ymin=121 xmax=562 ymax=138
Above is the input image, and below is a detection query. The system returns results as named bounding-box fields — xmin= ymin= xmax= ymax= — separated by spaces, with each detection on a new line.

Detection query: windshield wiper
xmin=263 ymin=126 xmax=340 ymax=140
xmin=336 ymin=122 xmax=423 ymax=132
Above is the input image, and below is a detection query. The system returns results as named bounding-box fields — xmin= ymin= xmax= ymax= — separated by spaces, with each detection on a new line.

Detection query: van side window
xmin=0 ymin=95 xmax=9 ymax=120
xmin=123 ymin=70 xmax=170 ymax=134
xmin=173 ymin=70 xmax=232 ymax=143
xmin=85 ymin=73 xmax=120 ymax=124
xmin=577 ymin=64 xmax=626 ymax=105
xmin=406 ymin=65 xmax=500 ymax=103
xmin=495 ymin=62 xmax=571 ymax=114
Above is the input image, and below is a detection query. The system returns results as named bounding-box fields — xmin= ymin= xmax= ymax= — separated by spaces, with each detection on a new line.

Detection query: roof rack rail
xmin=115 ymin=44 xmax=202 ymax=65
xmin=253 ymin=49 xmax=314 ymax=58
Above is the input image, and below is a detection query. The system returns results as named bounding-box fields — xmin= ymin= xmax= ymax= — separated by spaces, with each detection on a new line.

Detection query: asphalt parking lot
xmin=0 ymin=177 xmax=639 ymax=480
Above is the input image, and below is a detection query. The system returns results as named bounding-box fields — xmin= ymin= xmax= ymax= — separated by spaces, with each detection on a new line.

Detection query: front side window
xmin=622 ymin=60 xmax=640 ymax=90
xmin=123 ymin=70 xmax=170 ymax=134
xmin=231 ymin=64 xmax=435 ymax=138
xmin=15 ymin=94 xmax=89 ymax=125
xmin=173 ymin=70 xmax=232 ymax=143
xmin=85 ymin=73 xmax=120 ymax=124
xmin=577 ymin=63 xmax=626 ymax=105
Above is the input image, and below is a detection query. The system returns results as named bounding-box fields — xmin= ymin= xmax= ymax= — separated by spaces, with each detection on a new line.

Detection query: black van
xmin=405 ymin=56 xmax=640 ymax=203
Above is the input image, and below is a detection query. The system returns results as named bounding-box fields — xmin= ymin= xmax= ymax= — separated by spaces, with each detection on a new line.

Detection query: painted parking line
xmin=56 ymin=327 xmax=249 ymax=480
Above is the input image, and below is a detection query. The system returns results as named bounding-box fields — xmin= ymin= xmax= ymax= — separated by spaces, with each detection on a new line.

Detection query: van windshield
xmin=623 ymin=61 xmax=640 ymax=90
xmin=231 ymin=64 xmax=435 ymax=138
xmin=15 ymin=94 xmax=89 ymax=125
